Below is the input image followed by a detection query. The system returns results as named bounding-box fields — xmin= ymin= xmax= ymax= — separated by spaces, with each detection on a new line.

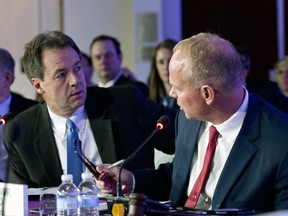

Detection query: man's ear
xmin=3 ymin=71 xmax=14 ymax=86
xmin=118 ymin=53 xmax=123 ymax=64
xmin=32 ymin=78 xmax=45 ymax=94
xmin=242 ymin=68 xmax=249 ymax=81
xmin=200 ymin=85 xmax=216 ymax=105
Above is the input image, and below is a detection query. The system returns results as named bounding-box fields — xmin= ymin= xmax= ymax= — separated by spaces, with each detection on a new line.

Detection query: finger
xmin=96 ymin=164 xmax=108 ymax=173
xmin=100 ymin=188 xmax=116 ymax=194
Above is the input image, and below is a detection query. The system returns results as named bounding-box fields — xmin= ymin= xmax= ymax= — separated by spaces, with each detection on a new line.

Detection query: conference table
xmin=28 ymin=194 xmax=256 ymax=216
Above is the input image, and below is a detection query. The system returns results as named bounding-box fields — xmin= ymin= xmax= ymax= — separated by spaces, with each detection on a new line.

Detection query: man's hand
xmin=96 ymin=164 xmax=134 ymax=195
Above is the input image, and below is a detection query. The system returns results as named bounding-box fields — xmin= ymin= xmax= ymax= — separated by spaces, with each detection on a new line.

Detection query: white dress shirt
xmin=187 ymin=87 xmax=249 ymax=209
xmin=48 ymin=105 xmax=102 ymax=174
xmin=98 ymin=71 xmax=122 ymax=88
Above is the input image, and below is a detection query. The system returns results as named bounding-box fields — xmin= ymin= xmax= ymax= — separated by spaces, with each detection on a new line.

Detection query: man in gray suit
xmin=96 ymin=32 xmax=288 ymax=213
xmin=3 ymin=31 xmax=175 ymax=188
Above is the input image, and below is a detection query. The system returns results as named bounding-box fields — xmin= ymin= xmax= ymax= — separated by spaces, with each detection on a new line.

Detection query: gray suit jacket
xmin=134 ymin=93 xmax=288 ymax=212
xmin=3 ymin=86 xmax=176 ymax=188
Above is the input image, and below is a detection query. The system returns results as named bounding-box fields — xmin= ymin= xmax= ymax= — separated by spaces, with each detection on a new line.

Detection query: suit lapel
xmin=171 ymin=112 xmax=202 ymax=203
xmin=85 ymin=88 xmax=117 ymax=163
xmin=213 ymin=94 xmax=260 ymax=208
xmin=32 ymin=105 xmax=63 ymax=185
xmin=89 ymin=118 xmax=117 ymax=163
xmin=114 ymin=74 xmax=125 ymax=86
xmin=213 ymin=137 xmax=258 ymax=207
xmin=175 ymin=121 xmax=202 ymax=186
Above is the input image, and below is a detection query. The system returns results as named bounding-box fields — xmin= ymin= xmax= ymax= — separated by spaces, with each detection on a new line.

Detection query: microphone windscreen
xmin=0 ymin=113 xmax=15 ymax=125
xmin=156 ymin=115 xmax=170 ymax=130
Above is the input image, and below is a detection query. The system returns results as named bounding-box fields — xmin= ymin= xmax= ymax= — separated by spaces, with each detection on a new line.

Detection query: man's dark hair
xmin=21 ymin=31 xmax=81 ymax=81
xmin=81 ymin=52 xmax=92 ymax=66
xmin=89 ymin=35 xmax=122 ymax=56
xmin=235 ymin=46 xmax=251 ymax=72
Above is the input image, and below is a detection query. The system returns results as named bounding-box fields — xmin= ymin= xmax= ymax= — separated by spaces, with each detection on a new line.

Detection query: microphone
xmin=116 ymin=115 xmax=170 ymax=197
xmin=0 ymin=113 xmax=15 ymax=125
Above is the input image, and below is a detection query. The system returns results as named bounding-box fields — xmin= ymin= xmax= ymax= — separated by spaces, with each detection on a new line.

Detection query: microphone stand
xmin=111 ymin=127 xmax=162 ymax=216
xmin=110 ymin=115 xmax=170 ymax=215
xmin=117 ymin=126 xmax=162 ymax=197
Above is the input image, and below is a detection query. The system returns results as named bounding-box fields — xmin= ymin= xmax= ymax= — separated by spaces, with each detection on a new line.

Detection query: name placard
xmin=0 ymin=182 xmax=28 ymax=216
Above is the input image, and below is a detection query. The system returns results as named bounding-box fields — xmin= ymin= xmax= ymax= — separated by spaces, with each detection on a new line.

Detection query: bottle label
xmin=79 ymin=196 xmax=99 ymax=208
xmin=57 ymin=198 xmax=78 ymax=210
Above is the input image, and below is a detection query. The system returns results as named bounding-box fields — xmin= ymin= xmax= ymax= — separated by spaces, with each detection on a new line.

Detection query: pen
xmin=107 ymin=159 xmax=125 ymax=169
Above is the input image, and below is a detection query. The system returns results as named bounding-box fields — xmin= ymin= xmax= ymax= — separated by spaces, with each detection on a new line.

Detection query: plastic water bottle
xmin=56 ymin=174 xmax=78 ymax=216
xmin=78 ymin=172 xmax=99 ymax=216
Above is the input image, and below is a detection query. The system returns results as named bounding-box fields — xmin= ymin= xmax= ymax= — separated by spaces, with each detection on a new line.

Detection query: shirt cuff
xmin=131 ymin=173 xmax=135 ymax=193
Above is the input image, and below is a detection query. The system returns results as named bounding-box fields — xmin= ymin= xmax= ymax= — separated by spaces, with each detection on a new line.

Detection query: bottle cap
xmin=81 ymin=172 xmax=93 ymax=180
xmin=61 ymin=174 xmax=73 ymax=182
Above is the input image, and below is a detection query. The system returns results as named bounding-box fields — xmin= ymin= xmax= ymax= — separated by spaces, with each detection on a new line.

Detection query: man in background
xmin=0 ymin=48 xmax=37 ymax=181
xmin=274 ymin=56 xmax=288 ymax=99
xmin=90 ymin=35 xmax=149 ymax=97
xmin=237 ymin=46 xmax=288 ymax=113
xmin=81 ymin=52 xmax=94 ymax=87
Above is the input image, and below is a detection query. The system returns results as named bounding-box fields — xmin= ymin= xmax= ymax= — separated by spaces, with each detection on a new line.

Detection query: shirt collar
xmin=213 ymin=86 xmax=249 ymax=143
xmin=98 ymin=71 xmax=122 ymax=88
xmin=0 ymin=94 xmax=12 ymax=116
xmin=47 ymin=105 xmax=86 ymax=135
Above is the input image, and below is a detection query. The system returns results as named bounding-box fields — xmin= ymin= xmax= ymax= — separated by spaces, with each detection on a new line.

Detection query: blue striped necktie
xmin=66 ymin=119 xmax=82 ymax=185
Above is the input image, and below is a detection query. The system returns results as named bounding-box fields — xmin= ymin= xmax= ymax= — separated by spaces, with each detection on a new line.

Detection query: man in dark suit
xmin=0 ymin=48 xmax=37 ymax=181
xmin=9 ymin=93 xmax=37 ymax=114
xmin=3 ymin=31 xmax=175 ymax=188
xmin=96 ymin=33 xmax=288 ymax=213
xmin=236 ymin=46 xmax=288 ymax=113
xmin=90 ymin=34 xmax=149 ymax=97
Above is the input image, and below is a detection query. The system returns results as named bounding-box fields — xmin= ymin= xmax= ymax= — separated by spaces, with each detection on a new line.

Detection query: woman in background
xmin=147 ymin=39 xmax=178 ymax=168
xmin=147 ymin=39 xmax=178 ymax=109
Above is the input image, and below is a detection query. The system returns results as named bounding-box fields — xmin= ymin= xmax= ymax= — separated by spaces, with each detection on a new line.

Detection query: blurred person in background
xmin=274 ymin=56 xmax=288 ymax=98
xmin=147 ymin=39 xmax=178 ymax=109
xmin=90 ymin=35 xmax=149 ymax=97
xmin=147 ymin=39 xmax=178 ymax=168
xmin=81 ymin=52 xmax=94 ymax=87
xmin=237 ymin=47 xmax=288 ymax=113
xmin=0 ymin=48 xmax=37 ymax=181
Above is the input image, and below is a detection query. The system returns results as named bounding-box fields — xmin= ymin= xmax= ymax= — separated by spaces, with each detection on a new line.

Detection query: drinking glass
xmin=39 ymin=187 xmax=57 ymax=216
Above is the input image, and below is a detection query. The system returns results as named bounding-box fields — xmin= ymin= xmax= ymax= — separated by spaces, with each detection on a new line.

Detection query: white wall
xmin=133 ymin=0 xmax=181 ymax=82
xmin=0 ymin=0 xmax=40 ymax=100
xmin=64 ymin=0 xmax=134 ymax=84
xmin=0 ymin=0 xmax=181 ymax=99
xmin=64 ymin=0 xmax=181 ymax=83
xmin=0 ymin=0 xmax=59 ymax=100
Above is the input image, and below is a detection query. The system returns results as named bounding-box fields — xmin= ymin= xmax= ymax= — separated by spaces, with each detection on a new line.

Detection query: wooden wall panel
xmin=182 ymin=0 xmax=280 ymax=80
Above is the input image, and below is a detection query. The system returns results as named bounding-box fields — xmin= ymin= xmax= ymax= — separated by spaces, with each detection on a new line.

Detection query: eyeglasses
xmin=73 ymin=139 xmax=107 ymax=180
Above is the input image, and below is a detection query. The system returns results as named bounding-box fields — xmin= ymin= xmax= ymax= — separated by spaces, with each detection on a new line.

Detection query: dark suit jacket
xmin=114 ymin=74 xmax=149 ymax=98
xmin=10 ymin=92 xmax=38 ymax=115
xmin=3 ymin=86 xmax=175 ymax=188
xmin=0 ymin=93 xmax=37 ymax=182
xmin=134 ymin=93 xmax=288 ymax=212
xmin=246 ymin=79 xmax=288 ymax=113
